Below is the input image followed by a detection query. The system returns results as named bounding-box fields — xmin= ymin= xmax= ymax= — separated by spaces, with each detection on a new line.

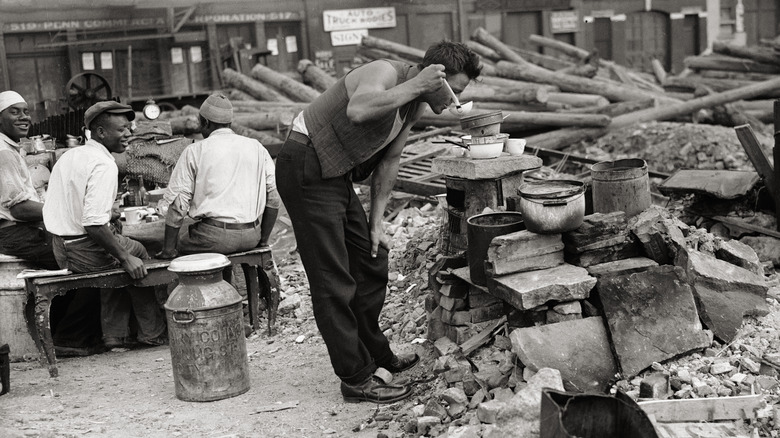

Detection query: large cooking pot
xmin=517 ymin=180 xmax=585 ymax=234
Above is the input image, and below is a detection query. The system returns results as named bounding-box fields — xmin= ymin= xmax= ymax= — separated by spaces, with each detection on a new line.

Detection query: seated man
xmin=0 ymin=90 xmax=101 ymax=356
xmin=156 ymin=93 xmax=279 ymax=258
xmin=43 ymin=101 xmax=167 ymax=349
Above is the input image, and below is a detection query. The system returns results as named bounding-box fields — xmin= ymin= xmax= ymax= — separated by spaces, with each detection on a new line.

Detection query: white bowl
xmin=468 ymin=141 xmax=504 ymax=159
xmin=506 ymin=138 xmax=526 ymax=156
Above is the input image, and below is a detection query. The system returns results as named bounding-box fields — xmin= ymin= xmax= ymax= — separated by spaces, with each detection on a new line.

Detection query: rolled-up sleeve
xmin=0 ymin=150 xmax=37 ymax=209
xmin=163 ymin=146 xmax=197 ymax=228
xmin=263 ymin=151 xmax=281 ymax=209
xmin=82 ymin=160 xmax=116 ymax=226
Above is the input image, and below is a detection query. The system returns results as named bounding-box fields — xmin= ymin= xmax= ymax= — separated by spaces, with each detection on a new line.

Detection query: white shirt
xmin=0 ymin=132 xmax=40 ymax=222
xmin=43 ymin=140 xmax=118 ymax=236
xmin=160 ymin=128 xmax=277 ymax=228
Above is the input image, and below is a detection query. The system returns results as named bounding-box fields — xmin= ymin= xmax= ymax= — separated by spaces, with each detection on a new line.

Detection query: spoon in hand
xmin=442 ymin=79 xmax=473 ymax=115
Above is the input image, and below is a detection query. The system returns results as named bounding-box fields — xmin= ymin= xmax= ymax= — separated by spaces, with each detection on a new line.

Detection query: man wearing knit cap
xmin=156 ymin=93 xmax=280 ymax=258
xmin=1 ymin=91 xmax=103 ymax=355
xmin=44 ymin=100 xmax=167 ymax=349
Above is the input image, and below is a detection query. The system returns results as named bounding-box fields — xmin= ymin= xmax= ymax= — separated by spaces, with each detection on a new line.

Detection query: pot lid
xmin=168 ymin=253 xmax=230 ymax=273
xmin=518 ymin=179 xmax=585 ymax=200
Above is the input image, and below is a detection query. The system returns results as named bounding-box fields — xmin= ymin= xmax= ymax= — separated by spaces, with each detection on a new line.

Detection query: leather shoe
xmin=380 ymin=353 xmax=420 ymax=374
xmin=341 ymin=376 xmax=412 ymax=404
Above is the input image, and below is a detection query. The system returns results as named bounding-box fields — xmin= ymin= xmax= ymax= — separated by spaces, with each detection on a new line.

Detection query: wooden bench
xmin=23 ymin=248 xmax=279 ymax=377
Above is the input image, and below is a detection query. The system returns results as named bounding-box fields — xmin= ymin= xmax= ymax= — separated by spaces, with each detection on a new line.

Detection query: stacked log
xmin=212 ymin=30 xmax=780 ymax=153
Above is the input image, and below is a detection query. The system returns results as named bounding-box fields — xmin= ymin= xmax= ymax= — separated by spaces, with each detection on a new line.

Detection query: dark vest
xmin=303 ymin=60 xmax=419 ymax=179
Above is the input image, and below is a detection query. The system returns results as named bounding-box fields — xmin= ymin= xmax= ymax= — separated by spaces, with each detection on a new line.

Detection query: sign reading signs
xmin=323 ymin=7 xmax=396 ymax=32
xmin=331 ymin=29 xmax=369 ymax=47
xmin=550 ymin=10 xmax=579 ymax=34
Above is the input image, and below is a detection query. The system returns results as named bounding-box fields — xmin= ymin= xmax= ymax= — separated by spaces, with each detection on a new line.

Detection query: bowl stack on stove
xmin=459 ymin=110 xmax=506 ymax=159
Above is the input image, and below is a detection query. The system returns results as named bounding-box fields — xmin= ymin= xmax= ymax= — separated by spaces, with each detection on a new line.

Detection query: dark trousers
xmin=276 ymin=138 xmax=393 ymax=385
xmin=0 ymin=223 xmax=101 ymax=348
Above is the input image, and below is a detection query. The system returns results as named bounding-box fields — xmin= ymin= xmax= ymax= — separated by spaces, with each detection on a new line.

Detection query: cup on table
xmin=124 ymin=207 xmax=149 ymax=225
xmin=505 ymin=138 xmax=526 ymax=156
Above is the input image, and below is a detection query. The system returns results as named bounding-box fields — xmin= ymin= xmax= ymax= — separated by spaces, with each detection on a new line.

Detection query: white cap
xmin=0 ymin=91 xmax=25 ymax=114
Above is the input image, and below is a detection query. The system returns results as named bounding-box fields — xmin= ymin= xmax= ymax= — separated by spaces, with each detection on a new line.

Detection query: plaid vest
xmin=303 ymin=60 xmax=418 ymax=179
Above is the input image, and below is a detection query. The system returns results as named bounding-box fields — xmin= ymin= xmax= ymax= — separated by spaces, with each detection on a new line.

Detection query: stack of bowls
xmin=459 ymin=111 xmax=505 ymax=159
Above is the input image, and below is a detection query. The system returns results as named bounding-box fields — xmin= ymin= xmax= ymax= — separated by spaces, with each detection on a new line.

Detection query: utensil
xmin=442 ymin=79 xmax=472 ymax=115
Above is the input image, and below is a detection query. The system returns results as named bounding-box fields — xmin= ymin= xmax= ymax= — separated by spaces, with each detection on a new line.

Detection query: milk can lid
xmin=168 ymin=253 xmax=230 ymax=273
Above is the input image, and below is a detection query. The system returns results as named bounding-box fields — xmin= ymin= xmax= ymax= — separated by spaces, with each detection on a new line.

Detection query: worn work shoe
xmin=341 ymin=375 xmax=412 ymax=404
xmin=54 ymin=344 xmax=106 ymax=357
xmin=103 ymin=337 xmax=127 ymax=349
xmin=138 ymin=333 xmax=168 ymax=347
xmin=379 ymin=352 xmax=420 ymax=374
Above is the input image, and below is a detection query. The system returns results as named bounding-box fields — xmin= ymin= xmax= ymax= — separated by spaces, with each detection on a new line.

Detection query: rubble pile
xmin=398 ymin=204 xmax=778 ymax=437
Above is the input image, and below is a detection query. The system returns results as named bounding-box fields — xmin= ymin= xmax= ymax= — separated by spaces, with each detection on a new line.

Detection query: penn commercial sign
xmin=323 ymin=7 xmax=396 ymax=32
xmin=4 ymin=11 xmax=301 ymax=33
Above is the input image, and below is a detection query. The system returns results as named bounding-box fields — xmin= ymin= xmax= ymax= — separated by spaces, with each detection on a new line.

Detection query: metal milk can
xmin=164 ymin=253 xmax=250 ymax=402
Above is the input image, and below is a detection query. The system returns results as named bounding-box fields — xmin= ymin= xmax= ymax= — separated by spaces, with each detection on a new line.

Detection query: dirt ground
xmin=0 ymin=318 xmax=430 ymax=438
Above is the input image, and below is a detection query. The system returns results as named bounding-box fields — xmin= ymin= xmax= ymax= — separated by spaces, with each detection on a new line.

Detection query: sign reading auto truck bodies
xmin=323 ymin=7 xmax=396 ymax=32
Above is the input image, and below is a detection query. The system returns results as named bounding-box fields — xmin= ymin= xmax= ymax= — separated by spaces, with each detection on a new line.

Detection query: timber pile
xmin=354 ymin=30 xmax=780 ymax=153
xmin=170 ymin=31 xmax=780 ymax=156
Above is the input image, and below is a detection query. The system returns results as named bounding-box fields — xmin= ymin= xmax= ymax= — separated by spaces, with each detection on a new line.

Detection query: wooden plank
xmin=711 ymin=215 xmax=780 ymax=239
xmin=459 ymin=315 xmax=506 ymax=356
xmin=654 ymin=422 xmax=749 ymax=438
xmin=638 ymin=395 xmax=762 ymax=423
xmin=775 ymin=100 xmax=780 ymax=231
xmin=734 ymin=124 xmax=779 ymax=208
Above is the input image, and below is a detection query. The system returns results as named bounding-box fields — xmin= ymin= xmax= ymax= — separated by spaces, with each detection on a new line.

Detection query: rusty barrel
xmin=165 ymin=253 xmax=250 ymax=402
xmin=590 ymin=158 xmax=651 ymax=218
xmin=466 ymin=212 xmax=525 ymax=286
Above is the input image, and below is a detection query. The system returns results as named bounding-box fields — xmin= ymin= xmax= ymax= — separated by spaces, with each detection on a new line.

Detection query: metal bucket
xmin=591 ymin=158 xmax=651 ymax=218
xmin=0 ymin=254 xmax=39 ymax=362
xmin=165 ymin=254 xmax=250 ymax=402
xmin=466 ymin=212 xmax=525 ymax=286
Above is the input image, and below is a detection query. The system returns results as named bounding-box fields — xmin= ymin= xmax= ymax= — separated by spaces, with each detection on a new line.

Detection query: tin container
xmin=164 ymin=253 xmax=250 ymax=402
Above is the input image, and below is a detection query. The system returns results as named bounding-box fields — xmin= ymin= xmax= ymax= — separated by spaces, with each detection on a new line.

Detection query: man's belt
xmin=287 ymin=130 xmax=311 ymax=146
xmin=201 ymin=217 xmax=260 ymax=230
xmin=60 ymin=234 xmax=88 ymax=240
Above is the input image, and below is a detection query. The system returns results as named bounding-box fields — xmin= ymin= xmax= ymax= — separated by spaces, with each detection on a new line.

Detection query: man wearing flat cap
xmin=156 ymin=93 xmax=279 ymax=258
xmin=0 ymin=90 xmax=102 ymax=356
xmin=44 ymin=100 xmax=167 ymax=349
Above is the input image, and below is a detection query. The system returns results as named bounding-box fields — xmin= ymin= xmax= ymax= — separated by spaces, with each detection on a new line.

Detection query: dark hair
xmin=420 ymin=40 xmax=482 ymax=80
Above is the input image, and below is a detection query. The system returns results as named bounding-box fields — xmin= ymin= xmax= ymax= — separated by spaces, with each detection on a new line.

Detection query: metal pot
xmin=517 ymin=180 xmax=586 ymax=234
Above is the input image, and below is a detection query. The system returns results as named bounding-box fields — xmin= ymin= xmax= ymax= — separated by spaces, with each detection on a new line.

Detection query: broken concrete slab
xmin=676 ymin=248 xmax=769 ymax=342
xmin=509 ymin=317 xmax=617 ymax=392
xmin=714 ymin=239 xmax=764 ymax=276
xmin=486 ymin=251 xmax=564 ymax=278
xmin=563 ymin=212 xmax=629 ymax=248
xmin=657 ymin=169 xmax=760 ymax=200
xmin=586 ymin=257 xmax=659 ymax=278
xmin=628 ymin=205 xmax=688 ymax=265
xmin=598 ymin=265 xmax=710 ymax=378
xmin=432 ymin=154 xmax=542 ymax=180
xmin=487 ymin=263 xmax=596 ymax=310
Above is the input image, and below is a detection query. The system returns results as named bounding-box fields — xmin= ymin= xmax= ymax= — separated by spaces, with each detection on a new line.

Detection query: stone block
xmin=497 ymin=368 xmax=564 ymax=425
xmin=546 ymin=311 xmax=581 ymax=324
xmin=440 ymin=295 xmax=468 ymax=312
xmin=433 ymin=154 xmax=542 ymax=180
xmin=440 ymin=281 xmax=470 ymax=299
xmin=628 ymin=205 xmax=689 ymax=264
xmin=434 ymin=336 xmax=460 ymax=357
xmin=477 ymin=399 xmax=504 ymax=424
xmin=428 ymin=316 xmax=448 ymax=342
xmin=470 ymin=302 xmax=505 ymax=323
xmin=639 ymin=373 xmax=670 ymax=399
xmin=509 ymin=317 xmax=617 ymax=392
xmin=676 ymin=248 xmax=769 ymax=342
xmin=586 ymin=257 xmax=659 ymax=278
xmin=488 ymin=264 xmax=596 ymax=310
xmin=597 ymin=265 xmax=710 ymax=377
xmin=563 ymin=212 xmax=628 ymax=248
xmin=715 ymin=239 xmax=764 ymax=276
xmin=470 ymin=287 xmax=503 ymax=307
xmin=442 ymin=309 xmax=472 ymax=326
xmin=486 ymin=231 xmax=565 ymax=276
xmin=417 ymin=416 xmax=442 ymax=435
xmin=564 ymin=238 xmax=642 ymax=267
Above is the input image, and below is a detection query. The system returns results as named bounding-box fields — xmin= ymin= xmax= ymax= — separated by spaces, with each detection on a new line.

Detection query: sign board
xmin=330 ymin=29 xmax=368 ymax=47
xmin=323 ymin=7 xmax=396 ymax=32
xmin=550 ymin=10 xmax=579 ymax=33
